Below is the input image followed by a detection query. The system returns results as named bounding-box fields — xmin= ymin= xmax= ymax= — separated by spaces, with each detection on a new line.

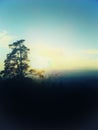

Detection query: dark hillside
xmin=0 ymin=75 xmax=97 ymax=129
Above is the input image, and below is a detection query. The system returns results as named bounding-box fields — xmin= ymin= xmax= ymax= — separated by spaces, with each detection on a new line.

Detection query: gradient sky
xmin=0 ymin=0 xmax=98 ymax=72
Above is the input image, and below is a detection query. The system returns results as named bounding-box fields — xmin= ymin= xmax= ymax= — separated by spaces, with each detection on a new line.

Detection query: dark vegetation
xmin=0 ymin=40 xmax=97 ymax=129
xmin=0 ymin=75 xmax=97 ymax=129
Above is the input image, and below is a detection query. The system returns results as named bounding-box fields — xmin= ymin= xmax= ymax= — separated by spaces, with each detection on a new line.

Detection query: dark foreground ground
xmin=0 ymin=74 xmax=98 ymax=130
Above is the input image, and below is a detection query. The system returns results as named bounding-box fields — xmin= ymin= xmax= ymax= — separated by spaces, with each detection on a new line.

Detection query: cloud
xmin=82 ymin=49 xmax=98 ymax=54
xmin=0 ymin=30 xmax=17 ymax=48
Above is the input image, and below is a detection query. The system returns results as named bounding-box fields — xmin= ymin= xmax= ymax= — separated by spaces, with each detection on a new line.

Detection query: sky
xmin=0 ymin=0 xmax=98 ymax=72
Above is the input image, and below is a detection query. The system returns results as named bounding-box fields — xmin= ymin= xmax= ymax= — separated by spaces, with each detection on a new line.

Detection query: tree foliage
xmin=0 ymin=40 xmax=32 ymax=79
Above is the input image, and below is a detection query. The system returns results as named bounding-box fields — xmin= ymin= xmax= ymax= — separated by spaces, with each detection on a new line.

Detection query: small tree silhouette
xmin=0 ymin=40 xmax=32 ymax=79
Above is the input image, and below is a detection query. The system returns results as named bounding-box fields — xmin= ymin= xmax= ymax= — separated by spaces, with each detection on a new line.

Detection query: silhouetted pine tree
xmin=0 ymin=40 xmax=32 ymax=79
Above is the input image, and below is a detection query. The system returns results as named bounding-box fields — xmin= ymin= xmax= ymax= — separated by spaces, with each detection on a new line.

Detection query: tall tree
xmin=0 ymin=40 xmax=31 ymax=78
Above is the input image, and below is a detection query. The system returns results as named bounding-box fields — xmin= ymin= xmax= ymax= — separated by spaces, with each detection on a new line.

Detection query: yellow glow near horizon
xmin=0 ymin=37 xmax=98 ymax=72
xmin=27 ymin=43 xmax=98 ymax=71
xmin=30 ymin=55 xmax=51 ymax=70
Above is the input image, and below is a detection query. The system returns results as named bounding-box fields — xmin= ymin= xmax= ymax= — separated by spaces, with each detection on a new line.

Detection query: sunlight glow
xmin=30 ymin=55 xmax=51 ymax=70
xmin=28 ymin=43 xmax=98 ymax=71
